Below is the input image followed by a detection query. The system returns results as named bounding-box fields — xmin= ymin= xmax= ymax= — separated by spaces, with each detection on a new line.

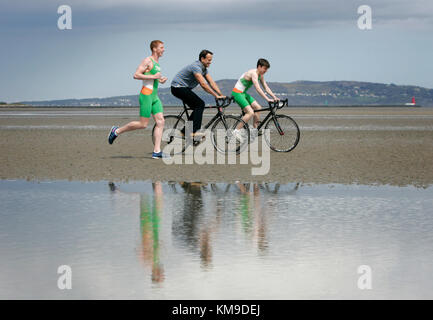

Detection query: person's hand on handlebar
xmin=216 ymin=95 xmax=226 ymax=100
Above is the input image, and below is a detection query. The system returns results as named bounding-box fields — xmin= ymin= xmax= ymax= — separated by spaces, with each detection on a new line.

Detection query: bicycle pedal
xmin=193 ymin=136 xmax=205 ymax=143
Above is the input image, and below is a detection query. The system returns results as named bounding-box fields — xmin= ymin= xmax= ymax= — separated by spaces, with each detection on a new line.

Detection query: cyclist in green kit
xmin=232 ymin=58 xmax=279 ymax=141
xmin=108 ymin=40 xmax=168 ymax=159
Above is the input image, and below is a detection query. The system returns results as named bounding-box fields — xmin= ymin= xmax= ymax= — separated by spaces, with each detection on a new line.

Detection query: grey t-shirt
xmin=171 ymin=60 xmax=208 ymax=89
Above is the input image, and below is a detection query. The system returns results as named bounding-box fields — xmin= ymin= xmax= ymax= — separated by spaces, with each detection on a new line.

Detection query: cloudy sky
xmin=1 ymin=0 xmax=432 ymax=102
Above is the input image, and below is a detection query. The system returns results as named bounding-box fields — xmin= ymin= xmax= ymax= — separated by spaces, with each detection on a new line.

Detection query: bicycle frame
xmin=173 ymin=97 xmax=234 ymax=134
xmin=242 ymin=99 xmax=289 ymax=135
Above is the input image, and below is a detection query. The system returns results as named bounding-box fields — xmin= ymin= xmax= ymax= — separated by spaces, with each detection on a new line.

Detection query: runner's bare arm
xmin=194 ymin=73 xmax=224 ymax=98
xmin=252 ymin=73 xmax=273 ymax=102
xmin=205 ymin=74 xmax=225 ymax=97
xmin=260 ymin=77 xmax=279 ymax=100
xmin=133 ymin=58 xmax=161 ymax=81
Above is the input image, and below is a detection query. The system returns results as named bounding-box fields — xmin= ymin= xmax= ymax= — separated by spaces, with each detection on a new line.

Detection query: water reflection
xmin=109 ymin=182 xmax=165 ymax=284
xmin=109 ymin=181 xmax=300 ymax=274
xmin=1 ymin=180 xmax=432 ymax=299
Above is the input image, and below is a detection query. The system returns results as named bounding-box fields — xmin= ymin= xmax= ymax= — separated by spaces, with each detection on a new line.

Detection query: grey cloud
xmin=1 ymin=0 xmax=432 ymax=30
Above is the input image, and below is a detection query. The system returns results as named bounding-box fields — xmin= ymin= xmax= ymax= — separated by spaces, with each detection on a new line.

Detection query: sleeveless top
xmin=233 ymin=72 xmax=261 ymax=93
xmin=141 ymin=58 xmax=161 ymax=95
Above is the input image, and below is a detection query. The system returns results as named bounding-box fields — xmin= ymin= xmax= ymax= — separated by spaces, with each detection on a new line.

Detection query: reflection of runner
xmin=140 ymin=182 xmax=164 ymax=283
xmin=108 ymin=181 xmax=165 ymax=283
xmin=107 ymin=40 xmax=168 ymax=159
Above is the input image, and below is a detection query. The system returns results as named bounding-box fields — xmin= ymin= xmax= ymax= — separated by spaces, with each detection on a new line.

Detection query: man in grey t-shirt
xmin=171 ymin=49 xmax=225 ymax=134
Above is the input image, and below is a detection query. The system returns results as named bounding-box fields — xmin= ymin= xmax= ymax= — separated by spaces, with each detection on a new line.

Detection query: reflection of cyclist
xmin=174 ymin=182 xmax=221 ymax=270
xmin=235 ymin=182 xmax=268 ymax=253
xmin=175 ymin=182 xmax=205 ymax=247
xmin=171 ymin=50 xmax=226 ymax=136
xmin=232 ymin=59 xmax=279 ymax=139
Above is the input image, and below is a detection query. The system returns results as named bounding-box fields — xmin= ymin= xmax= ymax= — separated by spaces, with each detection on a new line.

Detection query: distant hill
xmin=15 ymin=80 xmax=433 ymax=107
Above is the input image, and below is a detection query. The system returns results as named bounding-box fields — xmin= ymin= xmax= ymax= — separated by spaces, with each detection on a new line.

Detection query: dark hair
xmin=199 ymin=49 xmax=213 ymax=61
xmin=150 ymin=40 xmax=163 ymax=51
xmin=257 ymin=58 xmax=270 ymax=68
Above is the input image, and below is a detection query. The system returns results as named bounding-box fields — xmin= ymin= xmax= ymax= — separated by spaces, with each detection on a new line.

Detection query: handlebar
xmin=214 ymin=97 xmax=287 ymax=109
xmin=268 ymin=98 xmax=288 ymax=109
xmin=215 ymin=96 xmax=233 ymax=108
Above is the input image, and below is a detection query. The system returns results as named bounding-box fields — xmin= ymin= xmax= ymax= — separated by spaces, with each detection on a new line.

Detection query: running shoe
xmin=108 ymin=126 xmax=119 ymax=144
xmin=152 ymin=151 xmax=170 ymax=159
xmin=232 ymin=129 xmax=245 ymax=143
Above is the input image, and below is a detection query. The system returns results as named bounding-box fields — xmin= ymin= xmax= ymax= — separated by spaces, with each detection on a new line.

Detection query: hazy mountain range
xmin=10 ymin=80 xmax=433 ymax=107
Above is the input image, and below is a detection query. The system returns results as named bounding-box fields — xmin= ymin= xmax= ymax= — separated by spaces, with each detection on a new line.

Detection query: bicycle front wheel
xmin=264 ymin=115 xmax=300 ymax=152
xmin=211 ymin=115 xmax=250 ymax=154
xmin=152 ymin=115 xmax=186 ymax=154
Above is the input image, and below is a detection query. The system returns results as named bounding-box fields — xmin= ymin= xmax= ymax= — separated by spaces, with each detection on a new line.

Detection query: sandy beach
xmin=1 ymin=107 xmax=432 ymax=187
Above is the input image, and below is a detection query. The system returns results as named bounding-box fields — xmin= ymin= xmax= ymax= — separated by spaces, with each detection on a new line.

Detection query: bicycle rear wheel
xmin=264 ymin=115 xmax=300 ymax=152
xmin=211 ymin=115 xmax=250 ymax=154
xmin=152 ymin=115 xmax=186 ymax=154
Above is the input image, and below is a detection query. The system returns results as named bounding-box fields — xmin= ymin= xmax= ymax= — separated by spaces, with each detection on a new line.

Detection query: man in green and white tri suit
xmin=108 ymin=40 xmax=168 ymax=159
xmin=232 ymin=58 xmax=279 ymax=137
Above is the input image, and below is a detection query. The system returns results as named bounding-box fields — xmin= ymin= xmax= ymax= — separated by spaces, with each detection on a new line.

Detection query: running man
xmin=232 ymin=58 xmax=279 ymax=139
xmin=171 ymin=50 xmax=225 ymax=137
xmin=108 ymin=40 xmax=168 ymax=159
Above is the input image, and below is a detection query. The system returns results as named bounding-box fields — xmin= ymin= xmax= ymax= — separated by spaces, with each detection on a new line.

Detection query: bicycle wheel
xmin=264 ymin=115 xmax=300 ymax=152
xmin=152 ymin=115 xmax=186 ymax=154
xmin=211 ymin=115 xmax=250 ymax=154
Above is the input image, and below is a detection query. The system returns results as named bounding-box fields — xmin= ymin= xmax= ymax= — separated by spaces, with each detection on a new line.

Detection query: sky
xmin=1 ymin=0 xmax=433 ymax=102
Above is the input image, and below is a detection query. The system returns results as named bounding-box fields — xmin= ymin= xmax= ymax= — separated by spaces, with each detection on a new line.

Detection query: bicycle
xmin=152 ymin=97 xmax=250 ymax=155
xmin=240 ymin=98 xmax=300 ymax=152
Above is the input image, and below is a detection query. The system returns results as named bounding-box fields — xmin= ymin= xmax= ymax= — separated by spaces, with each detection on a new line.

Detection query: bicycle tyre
xmin=264 ymin=115 xmax=300 ymax=152
xmin=210 ymin=115 xmax=250 ymax=154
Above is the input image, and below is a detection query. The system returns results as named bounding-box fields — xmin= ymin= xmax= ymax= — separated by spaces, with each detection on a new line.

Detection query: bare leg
xmin=236 ymin=105 xmax=254 ymax=130
xmin=251 ymin=101 xmax=262 ymax=128
xmin=116 ymin=117 xmax=149 ymax=134
xmin=152 ymin=112 xmax=165 ymax=153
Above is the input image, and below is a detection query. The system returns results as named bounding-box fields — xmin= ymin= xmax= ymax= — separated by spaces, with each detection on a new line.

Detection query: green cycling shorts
xmin=139 ymin=93 xmax=163 ymax=118
xmin=232 ymin=91 xmax=255 ymax=109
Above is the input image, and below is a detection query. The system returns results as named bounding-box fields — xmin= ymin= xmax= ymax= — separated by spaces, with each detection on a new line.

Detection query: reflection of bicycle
xmin=210 ymin=182 xmax=300 ymax=195
xmin=241 ymin=98 xmax=300 ymax=152
xmin=152 ymin=97 xmax=249 ymax=155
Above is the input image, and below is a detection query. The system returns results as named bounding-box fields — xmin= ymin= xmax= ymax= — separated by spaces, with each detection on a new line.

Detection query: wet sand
xmin=1 ymin=107 xmax=432 ymax=187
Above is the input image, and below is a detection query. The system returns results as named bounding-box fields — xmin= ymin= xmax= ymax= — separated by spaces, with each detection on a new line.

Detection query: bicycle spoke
xmin=264 ymin=115 xmax=300 ymax=152
xmin=211 ymin=115 xmax=249 ymax=154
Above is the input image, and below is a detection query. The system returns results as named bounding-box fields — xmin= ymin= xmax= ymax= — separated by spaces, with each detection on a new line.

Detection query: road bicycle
xmin=240 ymin=98 xmax=300 ymax=152
xmin=152 ymin=97 xmax=249 ymax=155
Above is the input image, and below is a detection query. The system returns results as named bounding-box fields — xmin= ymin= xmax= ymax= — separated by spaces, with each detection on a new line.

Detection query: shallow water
xmin=0 ymin=180 xmax=432 ymax=299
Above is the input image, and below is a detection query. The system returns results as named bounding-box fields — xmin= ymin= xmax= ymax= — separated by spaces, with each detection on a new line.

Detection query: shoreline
xmin=1 ymin=107 xmax=432 ymax=187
